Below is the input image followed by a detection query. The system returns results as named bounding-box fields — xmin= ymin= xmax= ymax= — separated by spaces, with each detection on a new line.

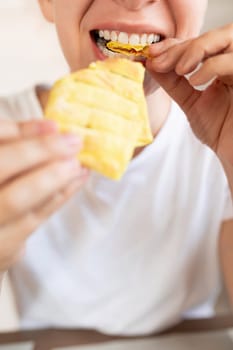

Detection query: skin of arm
xmin=219 ymin=219 xmax=233 ymax=309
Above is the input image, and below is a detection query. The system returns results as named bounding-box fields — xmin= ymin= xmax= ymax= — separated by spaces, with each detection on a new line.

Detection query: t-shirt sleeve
xmin=0 ymin=88 xmax=42 ymax=122
xmin=0 ymin=96 xmax=15 ymax=120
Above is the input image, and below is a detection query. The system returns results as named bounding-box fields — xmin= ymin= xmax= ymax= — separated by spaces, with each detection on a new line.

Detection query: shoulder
xmin=0 ymin=87 xmax=43 ymax=122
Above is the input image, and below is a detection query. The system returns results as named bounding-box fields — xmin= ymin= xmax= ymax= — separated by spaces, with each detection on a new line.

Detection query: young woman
xmin=0 ymin=0 xmax=233 ymax=334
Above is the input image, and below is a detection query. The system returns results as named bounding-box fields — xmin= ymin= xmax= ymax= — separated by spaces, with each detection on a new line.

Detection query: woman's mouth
xmin=90 ymin=29 xmax=163 ymax=60
xmin=90 ymin=28 xmax=165 ymax=95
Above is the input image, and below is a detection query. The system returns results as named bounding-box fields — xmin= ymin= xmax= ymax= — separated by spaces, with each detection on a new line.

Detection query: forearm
xmin=218 ymin=157 xmax=233 ymax=309
xmin=219 ymin=219 xmax=233 ymax=309
xmin=219 ymin=156 xmax=233 ymax=201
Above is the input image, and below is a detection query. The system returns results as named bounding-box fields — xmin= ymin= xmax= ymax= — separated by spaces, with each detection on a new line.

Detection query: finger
xmin=147 ymin=61 xmax=201 ymax=115
xmin=176 ymin=24 xmax=233 ymax=75
xmin=0 ymin=171 xmax=89 ymax=244
xmin=148 ymin=39 xmax=191 ymax=73
xmin=189 ymin=53 xmax=233 ymax=86
xmin=148 ymin=38 xmax=185 ymax=57
xmin=0 ymin=158 xmax=83 ymax=224
xmin=0 ymin=133 xmax=82 ymax=185
xmin=0 ymin=119 xmax=58 ymax=142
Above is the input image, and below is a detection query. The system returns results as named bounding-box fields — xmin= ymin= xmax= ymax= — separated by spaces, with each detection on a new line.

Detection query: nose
xmin=113 ymin=0 xmax=160 ymax=11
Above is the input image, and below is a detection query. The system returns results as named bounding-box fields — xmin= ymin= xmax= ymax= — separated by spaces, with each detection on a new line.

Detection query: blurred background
xmin=0 ymin=0 xmax=232 ymax=332
xmin=0 ymin=0 xmax=233 ymax=96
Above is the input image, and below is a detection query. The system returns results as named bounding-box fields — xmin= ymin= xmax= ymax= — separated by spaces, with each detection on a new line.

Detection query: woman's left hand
xmin=147 ymin=23 xmax=233 ymax=165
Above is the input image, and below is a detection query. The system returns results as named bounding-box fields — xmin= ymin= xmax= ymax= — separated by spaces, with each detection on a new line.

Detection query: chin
xmin=143 ymin=69 xmax=160 ymax=96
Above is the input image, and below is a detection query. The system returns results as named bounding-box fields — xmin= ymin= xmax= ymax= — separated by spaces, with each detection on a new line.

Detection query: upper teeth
xmin=99 ymin=30 xmax=160 ymax=45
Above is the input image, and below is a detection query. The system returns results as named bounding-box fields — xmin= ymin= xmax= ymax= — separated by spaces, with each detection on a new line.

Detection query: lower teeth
xmin=97 ymin=40 xmax=126 ymax=58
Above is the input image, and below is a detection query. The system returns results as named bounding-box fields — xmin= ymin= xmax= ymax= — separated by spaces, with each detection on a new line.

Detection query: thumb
xmin=146 ymin=60 xmax=201 ymax=116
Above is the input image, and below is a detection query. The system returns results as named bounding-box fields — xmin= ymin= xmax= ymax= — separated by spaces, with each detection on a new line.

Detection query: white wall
xmin=0 ymin=0 xmax=232 ymax=95
xmin=0 ymin=0 xmax=68 ymax=95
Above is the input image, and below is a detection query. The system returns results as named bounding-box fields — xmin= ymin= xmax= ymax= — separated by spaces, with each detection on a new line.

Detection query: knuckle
xmin=156 ymin=59 xmax=169 ymax=70
xmin=191 ymin=39 xmax=203 ymax=52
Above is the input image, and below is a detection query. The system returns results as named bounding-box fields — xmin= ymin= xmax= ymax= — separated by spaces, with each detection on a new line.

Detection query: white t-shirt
xmin=0 ymin=88 xmax=233 ymax=335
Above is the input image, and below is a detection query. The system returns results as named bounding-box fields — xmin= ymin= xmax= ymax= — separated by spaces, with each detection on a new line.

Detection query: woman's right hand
xmin=0 ymin=119 xmax=89 ymax=272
